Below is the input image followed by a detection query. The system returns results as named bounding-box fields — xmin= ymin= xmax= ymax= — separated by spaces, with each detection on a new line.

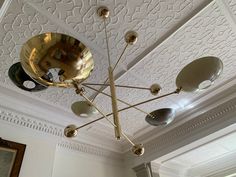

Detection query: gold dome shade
xmin=20 ymin=33 xmax=94 ymax=88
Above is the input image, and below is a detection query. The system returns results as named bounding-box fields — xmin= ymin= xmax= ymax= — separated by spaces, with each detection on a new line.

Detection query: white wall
xmin=0 ymin=120 xmax=135 ymax=177
xmin=0 ymin=122 xmax=57 ymax=177
xmin=52 ymin=148 xmax=126 ymax=177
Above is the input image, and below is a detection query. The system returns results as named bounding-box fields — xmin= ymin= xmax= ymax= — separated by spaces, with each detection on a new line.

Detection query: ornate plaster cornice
xmin=0 ymin=105 xmax=123 ymax=163
xmin=57 ymin=141 xmax=123 ymax=162
xmin=0 ymin=106 xmax=64 ymax=137
xmin=124 ymin=88 xmax=236 ymax=166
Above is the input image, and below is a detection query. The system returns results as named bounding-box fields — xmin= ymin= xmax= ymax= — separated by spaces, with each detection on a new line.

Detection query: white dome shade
xmin=176 ymin=56 xmax=223 ymax=92
xmin=145 ymin=108 xmax=175 ymax=126
xmin=71 ymin=101 xmax=98 ymax=117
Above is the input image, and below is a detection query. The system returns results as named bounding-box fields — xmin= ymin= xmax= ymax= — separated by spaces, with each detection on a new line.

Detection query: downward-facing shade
xmin=145 ymin=108 xmax=175 ymax=126
xmin=8 ymin=62 xmax=47 ymax=92
xmin=71 ymin=101 xmax=98 ymax=118
xmin=20 ymin=32 xmax=94 ymax=88
xmin=176 ymin=56 xmax=223 ymax=92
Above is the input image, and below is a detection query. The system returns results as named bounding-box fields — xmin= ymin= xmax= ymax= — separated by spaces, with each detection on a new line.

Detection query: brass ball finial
xmin=131 ymin=144 xmax=145 ymax=156
xmin=97 ymin=6 xmax=110 ymax=18
xmin=150 ymin=84 xmax=161 ymax=95
xmin=125 ymin=31 xmax=138 ymax=45
xmin=64 ymin=124 xmax=78 ymax=138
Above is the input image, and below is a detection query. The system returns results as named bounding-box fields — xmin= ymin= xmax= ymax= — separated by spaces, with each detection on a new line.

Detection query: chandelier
xmin=8 ymin=6 xmax=223 ymax=156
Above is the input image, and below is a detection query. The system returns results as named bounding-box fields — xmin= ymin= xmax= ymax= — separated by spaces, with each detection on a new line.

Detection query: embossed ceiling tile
xmin=90 ymin=58 xmax=180 ymax=134
xmin=30 ymin=0 xmax=161 ymax=52
xmin=0 ymin=0 xmax=97 ymax=109
xmin=0 ymin=1 xmax=64 ymax=84
xmin=225 ymin=0 xmax=236 ymax=17
xmin=118 ymin=96 xmax=177 ymax=135
xmin=89 ymin=72 xmax=148 ymax=115
xmin=129 ymin=1 xmax=236 ymax=104
xmin=92 ymin=92 xmax=179 ymax=135
xmin=119 ymin=0 xmax=210 ymax=67
xmin=82 ymin=53 xmax=109 ymax=83
xmin=109 ymin=72 xmax=152 ymax=103
xmin=94 ymin=93 xmax=113 ymax=114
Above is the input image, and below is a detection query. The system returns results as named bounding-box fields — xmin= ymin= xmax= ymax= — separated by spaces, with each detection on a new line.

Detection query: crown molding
xmin=0 ymin=99 xmax=123 ymax=161
xmin=57 ymin=141 xmax=123 ymax=160
xmin=124 ymin=85 xmax=236 ymax=167
xmin=2 ymin=79 xmax=236 ymax=167
xmin=0 ymin=106 xmax=64 ymax=137
xmin=207 ymin=166 xmax=236 ymax=177
xmin=124 ymin=77 xmax=236 ymax=147
xmin=121 ymin=77 xmax=236 ymax=152
xmin=187 ymin=151 xmax=236 ymax=177
xmin=0 ymin=83 xmax=123 ymax=152
xmin=57 ymin=141 xmax=124 ymax=166
xmin=152 ymin=141 xmax=236 ymax=177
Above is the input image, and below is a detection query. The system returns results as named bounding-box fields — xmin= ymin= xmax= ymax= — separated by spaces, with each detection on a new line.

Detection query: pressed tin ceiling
xmin=1 ymin=0 xmax=236 ymax=150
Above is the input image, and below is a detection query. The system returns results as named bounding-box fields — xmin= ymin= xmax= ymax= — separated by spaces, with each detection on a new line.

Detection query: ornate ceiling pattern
xmin=0 ymin=0 xmax=236 ymax=152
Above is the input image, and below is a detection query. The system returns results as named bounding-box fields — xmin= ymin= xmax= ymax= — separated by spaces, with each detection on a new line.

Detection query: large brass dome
xmin=20 ymin=33 xmax=94 ymax=88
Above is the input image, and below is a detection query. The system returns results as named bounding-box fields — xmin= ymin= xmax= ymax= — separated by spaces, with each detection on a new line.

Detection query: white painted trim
xmin=124 ymin=94 xmax=236 ymax=167
xmin=0 ymin=84 xmax=123 ymax=152
xmin=0 ymin=105 xmax=123 ymax=162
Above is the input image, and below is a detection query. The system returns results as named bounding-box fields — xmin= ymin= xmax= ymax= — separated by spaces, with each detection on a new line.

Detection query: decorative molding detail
xmin=0 ymin=105 xmax=123 ymax=160
xmin=120 ymin=0 xmax=236 ymax=142
xmin=57 ymin=141 xmax=123 ymax=162
xmin=147 ymin=97 xmax=236 ymax=153
xmin=0 ymin=106 xmax=64 ymax=137
xmin=1 ymin=0 xmax=236 ymax=168
xmin=186 ymin=151 xmax=236 ymax=177
xmin=133 ymin=163 xmax=153 ymax=177
xmin=207 ymin=166 xmax=236 ymax=177
xmin=22 ymin=0 xmax=217 ymax=136
xmin=124 ymin=95 xmax=236 ymax=167
xmin=125 ymin=77 xmax=236 ymax=153
xmin=226 ymin=0 xmax=236 ymax=17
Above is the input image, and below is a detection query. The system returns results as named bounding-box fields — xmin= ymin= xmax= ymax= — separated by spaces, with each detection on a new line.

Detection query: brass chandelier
xmin=8 ymin=7 xmax=223 ymax=156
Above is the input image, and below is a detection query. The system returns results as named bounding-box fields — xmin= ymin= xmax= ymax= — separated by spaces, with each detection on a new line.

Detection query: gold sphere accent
xmin=125 ymin=31 xmax=138 ymax=45
xmin=97 ymin=6 xmax=110 ymax=18
xmin=131 ymin=144 xmax=145 ymax=156
xmin=64 ymin=124 xmax=78 ymax=138
xmin=20 ymin=33 xmax=94 ymax=88
xmin=150 ymin=84 xmax=161 ymax=95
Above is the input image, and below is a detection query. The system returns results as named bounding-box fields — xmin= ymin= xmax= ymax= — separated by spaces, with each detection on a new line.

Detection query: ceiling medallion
xmin=8 ymin=6 xmax=223 ymax=156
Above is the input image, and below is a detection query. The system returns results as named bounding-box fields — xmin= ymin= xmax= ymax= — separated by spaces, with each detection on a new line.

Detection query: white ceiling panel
xmin=1 ymin=0 xmax=236 ymax=150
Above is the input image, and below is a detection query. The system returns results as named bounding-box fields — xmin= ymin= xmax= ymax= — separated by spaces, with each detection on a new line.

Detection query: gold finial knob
xmin=64 ymin=124 xmax=78 ymax=138
xmin=125 ymin=31 xmax=138 ymax=45
xmin=97 ymin=7 xmax=110 ymax=18
xmin=131 ymin=144 xmax=145 ymax=156
xmin=150 ymin=84 xmax=161 ymax=95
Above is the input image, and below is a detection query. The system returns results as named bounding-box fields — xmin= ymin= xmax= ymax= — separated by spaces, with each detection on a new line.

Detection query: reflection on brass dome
xmin=20 ymin=33 xmax=94 ymax=88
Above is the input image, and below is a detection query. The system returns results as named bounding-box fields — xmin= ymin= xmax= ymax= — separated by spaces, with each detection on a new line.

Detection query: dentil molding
xmin=124 ymin=85 xmax=236 ymax=167
xmin=0 ymin=105 xmax=123 ymax=163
